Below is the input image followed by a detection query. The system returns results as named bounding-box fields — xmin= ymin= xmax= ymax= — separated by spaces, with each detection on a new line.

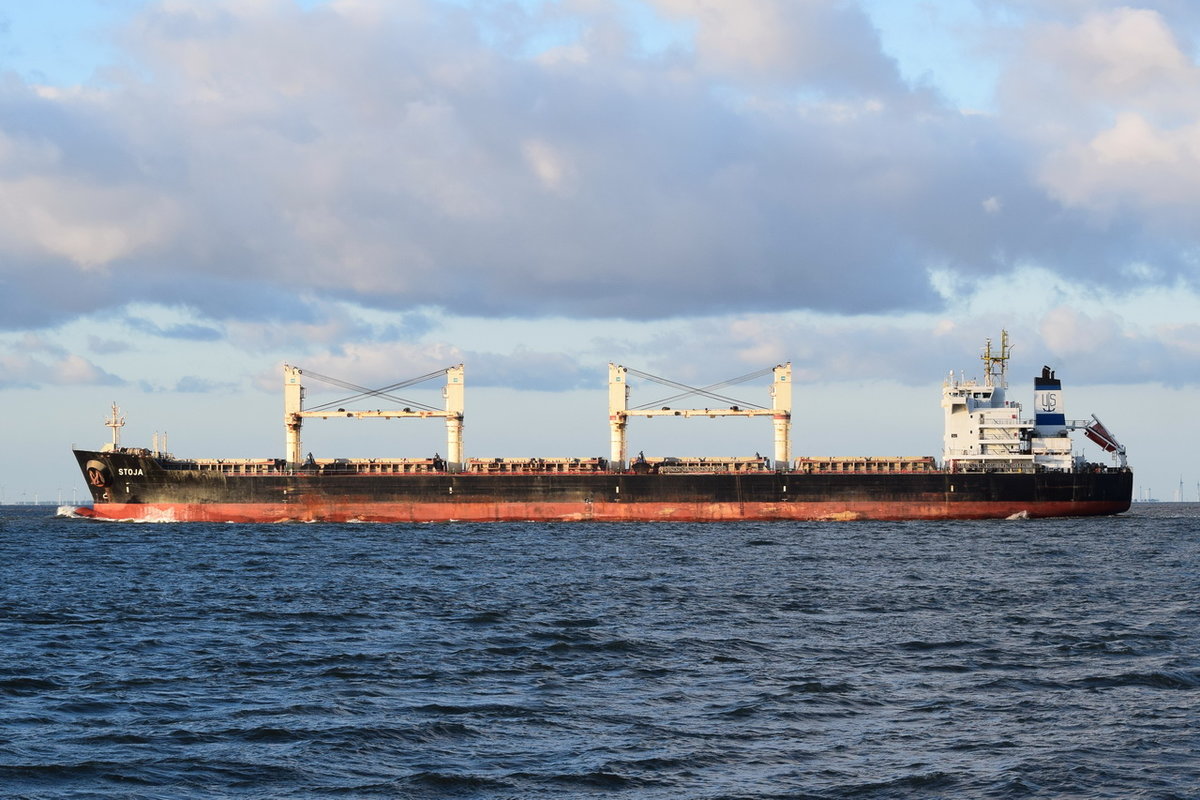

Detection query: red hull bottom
xmin=75 ymin=499 xmax=1131 ymax=523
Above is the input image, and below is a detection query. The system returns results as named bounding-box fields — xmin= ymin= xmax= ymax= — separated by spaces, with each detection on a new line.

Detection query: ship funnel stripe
xmin=1036 ymin=413 xmax=1066 ymax=426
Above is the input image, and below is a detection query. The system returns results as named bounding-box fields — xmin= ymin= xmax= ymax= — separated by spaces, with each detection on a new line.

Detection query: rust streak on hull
xmin=77 ymin=499 xmax=1132 ymax=523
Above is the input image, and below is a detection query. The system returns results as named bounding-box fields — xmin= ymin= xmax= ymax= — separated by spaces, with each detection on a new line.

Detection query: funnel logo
xmin=1035 ymin=391 xmax=1059 ymax=412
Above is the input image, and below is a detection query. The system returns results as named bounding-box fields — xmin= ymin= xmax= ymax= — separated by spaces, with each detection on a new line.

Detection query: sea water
xmin=1 ymin=504 xmax=1197 ymax=799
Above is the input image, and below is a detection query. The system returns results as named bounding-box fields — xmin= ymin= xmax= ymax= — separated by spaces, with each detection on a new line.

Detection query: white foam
xmin=109 ymin=507 xmax=180 ymax=523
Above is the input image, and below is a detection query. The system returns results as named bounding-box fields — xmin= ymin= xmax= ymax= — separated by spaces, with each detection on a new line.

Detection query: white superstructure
xmin=941 ymin=331 xmax=1126 ymax=472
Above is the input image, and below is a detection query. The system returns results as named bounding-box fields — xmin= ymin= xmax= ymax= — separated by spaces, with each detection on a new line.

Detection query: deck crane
xmin=284 ymin=364 xmax=464 ymax=470
xmin=608 ymin=363 xmax=792 ymax=471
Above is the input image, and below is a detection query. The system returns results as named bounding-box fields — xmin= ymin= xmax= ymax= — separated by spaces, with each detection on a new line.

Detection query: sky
xmin=1 ymin=0 xmax=1198 ymax=503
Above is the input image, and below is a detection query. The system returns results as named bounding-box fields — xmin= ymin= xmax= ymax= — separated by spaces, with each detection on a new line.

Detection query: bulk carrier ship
xmin=72 ymin=333 xmax=1132 ymax=522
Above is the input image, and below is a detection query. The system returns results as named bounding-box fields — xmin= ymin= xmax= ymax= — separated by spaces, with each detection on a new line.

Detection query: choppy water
xmin=1 ymin=504 xmax=1197 ymax=799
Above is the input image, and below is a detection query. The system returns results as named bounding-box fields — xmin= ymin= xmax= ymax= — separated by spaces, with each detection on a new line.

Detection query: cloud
xmin=13 ymin=332 xmax=66 ymax=355
xmin=125 ymin=315 xmax=223 ymax=340
xmin=463 ymin=347 xmax=594 ymax=390
xmin=1039 ymin=112 xmax=1200 ymax=217
xmin=237 ymin=291 xmax=1200 ymax=401
xmin=648 ymin=0 xmax=905 ymax=95
xmin=173 ymin=375 xmax=238 ymax=392
xmin=54 ymin=353 xmax=121 ymax=384
xmin=998 ymin=7 xmax=1200 ymax=226
xmin=600 ymin=304 xmax=1200 ymax=391
xmin=982 ymin=0 xmax=1200 ymax=29
xmin=0 ymin=349 xmax=124 ymax=388
xmin=0 ymin=0 xmax=1194 ymax=343
xmin=1031 ymin=305 xmax=1200 ymax=386
xmin=0 ymin=86 xmax=184 ymax=279
xmin=225 ymin=304 xmax=437 ymax=353
xmin=88 ymin=334 xmax=135 ymax=354
xmin=254 ymin=340 xmax=466 ymax=394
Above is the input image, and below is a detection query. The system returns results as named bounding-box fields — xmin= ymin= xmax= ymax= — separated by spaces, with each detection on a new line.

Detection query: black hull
xmin=74 ymin=450 xmax=1133 ymax=522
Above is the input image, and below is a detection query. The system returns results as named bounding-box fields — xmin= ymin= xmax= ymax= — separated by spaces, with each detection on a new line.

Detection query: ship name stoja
xmin=118 ymin=468 xmax=145 ymax=476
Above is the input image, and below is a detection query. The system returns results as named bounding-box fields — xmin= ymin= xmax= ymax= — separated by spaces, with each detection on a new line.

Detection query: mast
xmin=103 ymin=402 xmax=126 ymax=452
xmin=981 ymin=329 xmax=1011 ymax=388
xmin=443 ymin=364 xmax=465 ymax=470
xmin=284 ymin=364 xmax=305 ymax=466
xmin=608 ymin=363 xmax=629 ymax=470
xmin=770 ymin=363 xmax=792 ymax=467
